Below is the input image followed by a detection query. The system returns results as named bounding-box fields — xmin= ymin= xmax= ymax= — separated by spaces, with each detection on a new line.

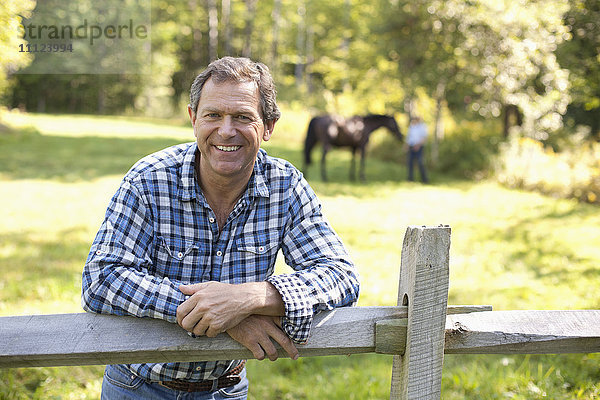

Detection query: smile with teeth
xmin=215 ymin=145 xmax=241 ymax=152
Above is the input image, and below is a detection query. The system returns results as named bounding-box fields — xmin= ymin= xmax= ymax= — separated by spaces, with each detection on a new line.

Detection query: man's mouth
xmin=215 ymin=145 xmax=241 ymax=152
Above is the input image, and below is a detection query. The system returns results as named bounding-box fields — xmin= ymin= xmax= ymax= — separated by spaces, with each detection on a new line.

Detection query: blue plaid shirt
xmin=81 ymin=143 xmax=360 ymax=382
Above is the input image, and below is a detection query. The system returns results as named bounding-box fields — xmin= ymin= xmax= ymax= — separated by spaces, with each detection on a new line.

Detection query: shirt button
xmin=209 ymin=217 xmax=215 ymax=223
xmin=258 ymin=246 xmax=265 ymax=252
xmin=177 ymin=252 xmax=184 ymax=259
xmin=95 ymin=250 xmax=102 ymax=255
xmin=216 ymin=250 xmax=222 ymax=256
xmin=196 ymin=366 xmax=202 ymax=371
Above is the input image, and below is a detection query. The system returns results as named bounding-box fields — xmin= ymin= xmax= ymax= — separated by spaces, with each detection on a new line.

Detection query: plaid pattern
xmin=81 ymin=143 xmax=359 ymax=382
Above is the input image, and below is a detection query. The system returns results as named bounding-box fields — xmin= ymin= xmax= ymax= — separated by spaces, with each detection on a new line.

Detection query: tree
xmin=0 ymin=0 xmax=35 ymax=100
xmin=556 ymin=0 xmax=600 ymax=137
xmin=359 ymin=0 xmax=577 ymax=163
xmin=208 ymin=0 xmax=219 ymax=61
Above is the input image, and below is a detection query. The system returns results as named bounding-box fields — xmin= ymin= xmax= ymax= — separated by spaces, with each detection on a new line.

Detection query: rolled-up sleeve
xmin=267 ymin=177 xmax=360 ymax=343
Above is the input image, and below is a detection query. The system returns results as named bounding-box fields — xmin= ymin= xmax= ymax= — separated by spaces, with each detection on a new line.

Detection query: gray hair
xmin=189 ymin=57 xmax=281 ymax=122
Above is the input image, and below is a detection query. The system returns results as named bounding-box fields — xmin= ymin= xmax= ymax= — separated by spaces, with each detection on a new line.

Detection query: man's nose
xmin=217 ymin=116 xmax=236 ymax=138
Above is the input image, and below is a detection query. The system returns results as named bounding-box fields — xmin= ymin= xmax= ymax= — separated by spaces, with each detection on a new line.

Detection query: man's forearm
xmin=239 ymin=281 xmax=286 ymax=317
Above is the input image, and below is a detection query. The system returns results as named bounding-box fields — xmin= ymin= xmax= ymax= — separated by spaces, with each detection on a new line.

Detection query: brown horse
xmin=303 ymin=114 xmax=403 ymax=181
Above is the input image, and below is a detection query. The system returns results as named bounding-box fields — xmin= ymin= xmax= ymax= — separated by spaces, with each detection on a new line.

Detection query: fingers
xmin=179 ymin=307 xmax=224 ymax=337
xmin=226 ymin=321 xmax=266 ymax=360
xmin=176 ymin=298 xmax=195 ymax=327
xmin=259 ymin=336 xmax=279 ymax=361
xmin=176 ymin=283 xmax=207 ymax=326
xmin=266 ymin=317 xmax=299 ymax=360
xmin=245 ymin=341 xmax=266 ymax=361
xmin=178 ymin=282 xmax=203 ymax=295
xmin=226 ymin=315 xmax=299 ymax=362
xmin=205 ymin=324 xmax=222 ymax=338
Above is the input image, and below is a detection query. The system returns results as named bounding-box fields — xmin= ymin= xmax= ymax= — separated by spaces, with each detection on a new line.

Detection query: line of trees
xmin=2 ymin=0 xmax=599 ymax=140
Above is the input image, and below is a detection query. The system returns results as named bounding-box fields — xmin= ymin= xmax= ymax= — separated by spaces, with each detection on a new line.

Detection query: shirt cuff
xmin=267 ymin=274 xmax=314 ymax=344
xmin=152 ymin=278 xmax=187 ymax=323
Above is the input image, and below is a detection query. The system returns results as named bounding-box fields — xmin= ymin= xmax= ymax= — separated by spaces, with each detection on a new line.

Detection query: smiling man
xmin=81 ymin=57 xmax=360 ymax=399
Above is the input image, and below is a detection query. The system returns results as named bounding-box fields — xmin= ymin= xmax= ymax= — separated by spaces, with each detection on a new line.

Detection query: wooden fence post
xmin=390 ymin=226 xmax=451 ymax=400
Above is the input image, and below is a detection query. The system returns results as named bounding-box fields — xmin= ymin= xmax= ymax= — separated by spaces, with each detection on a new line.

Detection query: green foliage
xmin=10 ymin=74 xmax=146 ymax=115
xmin=376 ymin=0 xmax=572 ymax=140
xmin=369 ymin=116 xmax=503 ymax=179
xmin=0 ymin=0 xmax=35 ymax=96
xmin=1 ymin=0 xmax=599 ymax=141
xmin=556 ymin=0 xmax=600 ymax=137
xmin=1 ymin=113 xmax=599 ymax=398
xmin=434 ymin=119 xmax=503 ymax=179
xmin=495 ymin=133 xmax=600 ymax=204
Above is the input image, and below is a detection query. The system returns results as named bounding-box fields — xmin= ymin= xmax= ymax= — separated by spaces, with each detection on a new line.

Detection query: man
xmin=406 ymin=116 xmax=429 ymax=183
xmin=81 ymin=57 xmax=360 ymax=399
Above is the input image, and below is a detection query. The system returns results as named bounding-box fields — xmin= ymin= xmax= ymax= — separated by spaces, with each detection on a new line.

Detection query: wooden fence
xmin=1 ymin=226 xmax=599 ymax=399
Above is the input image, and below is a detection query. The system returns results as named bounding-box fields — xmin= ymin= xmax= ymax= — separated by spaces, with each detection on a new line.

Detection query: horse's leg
xmin=350 ymin=148 xmax=357 ymax=181
xmin=359 ymin=146 xmax=367 ymax=182
xmin=321 ymin=145 xmax=329 ymax=182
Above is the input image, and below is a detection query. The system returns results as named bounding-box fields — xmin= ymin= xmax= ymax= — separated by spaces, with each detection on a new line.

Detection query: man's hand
xmin=176 ymin=281 xmax=286 ymax=337
xmin=176 ymin=281 xmax=251 ymax=337
xmin=227 ymin=315 xmax=299 ymax=361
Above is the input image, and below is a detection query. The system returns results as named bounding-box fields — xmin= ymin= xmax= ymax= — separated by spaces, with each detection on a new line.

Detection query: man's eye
xmin=205 ymin=113 xmax=220 ymax=118
xmin=236 ymin=115 xmax=252 ymax=121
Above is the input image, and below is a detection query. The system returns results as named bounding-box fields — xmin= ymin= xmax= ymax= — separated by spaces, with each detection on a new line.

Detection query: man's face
xmin=189 ymin=78 xmax=275 ymax=184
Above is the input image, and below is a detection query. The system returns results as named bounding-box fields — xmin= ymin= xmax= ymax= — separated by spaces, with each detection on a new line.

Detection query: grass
xmin=1 ymin=109 xmax=599 ymax=399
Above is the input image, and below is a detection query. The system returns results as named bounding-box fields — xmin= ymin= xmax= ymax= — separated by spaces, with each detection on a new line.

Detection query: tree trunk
xmin=306 ymin=24 xmax=314 ymax=94
xmin=432 ymin=81 xmax=446 ymax=166
xmin=97 ymin=85 xmax=106 ymax=114
xmin=270 ymin=0 xmax=281 ymax=71
xmin=295 ymin=2 xmax=306 ymax=89
xmin=503 ymin=104 xmax=523 ymax=137
xmin=243 ymin=0 xmax=257 ymax=58
xmin=188 ymin=0 xmax=204 ymax=65
xmin=222 ymin=0 xmax=232 ymax=55
xmin=208 ymin=0 xmax=218 ymax=61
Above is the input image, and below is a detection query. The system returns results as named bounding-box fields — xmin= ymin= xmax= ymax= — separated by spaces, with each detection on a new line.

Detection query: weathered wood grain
xmin=446 ymin=310 xmax=600 ymax=354
xmin=2 ymin=307 xmax=597 ymax=369
xmin=390 ymin=226 xmax=451 ymax=400
xmin=0 ymin=306 xmax=396 ymax=368
xmin=376 ymin=319 xmax=408 ymax=355
xmin=0 ymin=305 xmax=490 ymax=369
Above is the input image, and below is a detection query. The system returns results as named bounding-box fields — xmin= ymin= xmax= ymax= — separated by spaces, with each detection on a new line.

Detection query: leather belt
xmin=158 ymin=361 xmax=245 ymax=393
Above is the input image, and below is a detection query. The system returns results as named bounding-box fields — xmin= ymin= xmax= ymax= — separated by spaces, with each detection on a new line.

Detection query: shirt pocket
xmin=155 ymin=236 xmax=207 ymax=280
xmin=234 ymin=231 xmax=280 ymax=282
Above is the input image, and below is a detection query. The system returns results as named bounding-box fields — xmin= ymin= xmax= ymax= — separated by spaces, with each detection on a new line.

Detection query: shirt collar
xmin=178 ymin=144 xmax=270 ymax=202
xmin=248 ymin=149 xmax=270 ymax=199
xmin=178 ymin=143 xmax=200 ymax=202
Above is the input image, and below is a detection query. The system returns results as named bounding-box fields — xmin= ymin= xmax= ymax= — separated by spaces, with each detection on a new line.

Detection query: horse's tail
xmin=303 ymin=117 xmax=319 ymax=167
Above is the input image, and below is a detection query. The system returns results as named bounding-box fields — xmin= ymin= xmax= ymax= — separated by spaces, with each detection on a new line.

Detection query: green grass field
xmin=1 ymin=110 xmax=599 ymax=399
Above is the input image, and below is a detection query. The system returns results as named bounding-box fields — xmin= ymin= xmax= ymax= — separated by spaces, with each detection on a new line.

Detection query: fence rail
xmin=1 ymin=226 xmax=599 ymax=399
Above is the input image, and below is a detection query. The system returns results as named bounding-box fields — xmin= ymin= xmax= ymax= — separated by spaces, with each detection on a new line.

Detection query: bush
xmin=434 ymin=122 xmax=502 ymax=179
xmin=368 ymin=118 xmax=503 ymax=179
xmin=495 ymin=134 xmax=600 ymax=204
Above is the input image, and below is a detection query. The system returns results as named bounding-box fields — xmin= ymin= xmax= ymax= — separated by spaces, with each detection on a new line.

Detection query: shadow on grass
xmin=0 ymin=127 xmax=188 ymax=182
xmin=474 ymin=206 xmax=600 ymax=297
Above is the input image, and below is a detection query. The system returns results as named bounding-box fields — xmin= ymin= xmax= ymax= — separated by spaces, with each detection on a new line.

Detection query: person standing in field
xmin=81 ymin=56 xmax=360 ymax=399
xmin=406 ymin=115 xmax=429 ymax=183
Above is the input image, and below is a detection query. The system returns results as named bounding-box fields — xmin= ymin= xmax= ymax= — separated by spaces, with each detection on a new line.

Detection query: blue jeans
xmin=408 ymin=145 xmax=428 ymax=183
xmin=101 ymin=364 xmax=248 ymax=400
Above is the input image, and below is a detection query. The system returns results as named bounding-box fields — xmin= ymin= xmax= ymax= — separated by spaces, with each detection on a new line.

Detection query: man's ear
xmin=187 ymin=105 xmax=196 ymax=126
xmin=263 ymin=119 xmax=278 ymax=141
